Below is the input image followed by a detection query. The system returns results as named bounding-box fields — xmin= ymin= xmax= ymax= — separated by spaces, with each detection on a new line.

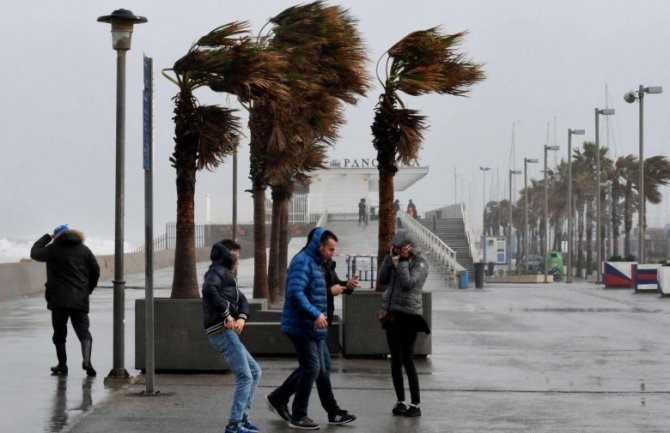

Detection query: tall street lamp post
xmin=566 ymin=128 xmax=585 ymax=283
xmin=624 ymin=85 xmax=663 ymax=264
xmin=523 ymin=158 xmax=538 ymax=267
xmin=543 ymin=145 xmax=559 ymax=282
xmin=97 ymin=9 xmax=147 ymax=378
xmin=508 ymin=169 xmax=522 ymax=272
xmin=594 ymin=108 xmax=615 ymax=284
xmin=479 ymin=166 xmax=491 ymax=262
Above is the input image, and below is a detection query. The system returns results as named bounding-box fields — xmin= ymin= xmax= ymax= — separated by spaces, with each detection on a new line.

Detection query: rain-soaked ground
xmin=3 ymin=220 xmax=670 ymax=432
xmin=0 ymin=258 xmax=252 ymax=433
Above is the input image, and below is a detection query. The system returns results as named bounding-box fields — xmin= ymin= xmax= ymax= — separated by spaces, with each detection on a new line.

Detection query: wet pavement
xmin=2 ymin=220 xmax=670 ymax=432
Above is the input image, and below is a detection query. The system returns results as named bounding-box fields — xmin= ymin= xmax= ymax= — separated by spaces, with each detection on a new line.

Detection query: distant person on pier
xmin=30 ymin=224 xmax=100 ymax=377
xmin=406 ymin=199 xmax=417 ymax=219
xmin=358 ymin=198 xmax=368 ymax=226
xmin=393 ymin=199 xmax=401 ymax=214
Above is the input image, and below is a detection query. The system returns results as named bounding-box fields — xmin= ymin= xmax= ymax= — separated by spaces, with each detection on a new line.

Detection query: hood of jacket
xmin=391 ymin=229 xmax=421 ymax=254
xmin=54 ymin=230 xmax=84 ymax=246
xmin=210 ymin=242 xmax=234 ymax=269
xmin=304 ymin=226 xmax=326 ymax=264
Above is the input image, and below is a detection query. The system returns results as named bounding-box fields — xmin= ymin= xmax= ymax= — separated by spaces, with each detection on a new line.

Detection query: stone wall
xmin=0 ymin=247 xmax=210 ymax=302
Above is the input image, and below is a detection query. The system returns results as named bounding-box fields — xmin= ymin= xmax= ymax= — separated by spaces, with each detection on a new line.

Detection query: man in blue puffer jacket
xmin=268 ymin=227 xmax=333 ymax=430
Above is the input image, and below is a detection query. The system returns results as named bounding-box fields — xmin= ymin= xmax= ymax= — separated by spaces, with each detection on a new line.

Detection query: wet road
xmin=0 ymin=255 xmax=254 ymax=433
xmin=3 ymin=220 xmax=670 ymax=432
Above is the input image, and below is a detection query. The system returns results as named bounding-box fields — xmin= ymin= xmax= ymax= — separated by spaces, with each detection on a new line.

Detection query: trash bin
xmin=458 ymin=271 xmax=469 ymax=289
xmin=487 ymin=262 xmax=495 ymax=276
xmin=474 ymin=262 xmax=485 ymax=288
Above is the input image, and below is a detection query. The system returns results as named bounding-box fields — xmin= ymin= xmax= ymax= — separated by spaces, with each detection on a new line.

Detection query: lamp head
xmin=98 ymin=9 xmax=147 ymax=51
xmin=479 ymin=166 xmax=491 ymax=171
xmin=570 ymin=129 xmax=585 ymax=135
xmin=525 ymin=158 xmax=539 ymax=164
xmin=624 ymin=91 xmax=637 ymax=104
xmin=645 ymin=86 xmax=663 ymax=94
xmin=546 ymin=145 xmax=560 ymax=151
xmin=510 ymin=170 xmax=522 ymax=175
xmin=598 ymin=108 xmax=615 ymax=115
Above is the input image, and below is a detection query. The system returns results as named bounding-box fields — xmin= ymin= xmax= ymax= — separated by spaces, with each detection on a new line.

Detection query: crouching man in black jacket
xmin=31 ymin=224 xmax=100 ymax=376
xmin=202 ymin=239 xmax=262 ymax=433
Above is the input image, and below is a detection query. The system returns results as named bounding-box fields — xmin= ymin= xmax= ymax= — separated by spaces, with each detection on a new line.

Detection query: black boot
xmin=81 ymin=339 xmax=96 ymax=377
xmin=51 ymin=342 xmax=68 ymax=375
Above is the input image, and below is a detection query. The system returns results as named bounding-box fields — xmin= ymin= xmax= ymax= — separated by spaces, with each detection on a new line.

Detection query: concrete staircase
xmin=419 ymin=217 xmax=475 ymax=278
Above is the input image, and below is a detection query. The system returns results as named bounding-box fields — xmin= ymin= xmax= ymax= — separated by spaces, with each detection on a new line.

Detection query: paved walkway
xmin=2 ymin=220 xmax=670 ymax=432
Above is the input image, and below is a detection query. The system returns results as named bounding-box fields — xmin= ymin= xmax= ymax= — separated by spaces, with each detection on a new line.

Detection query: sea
xmin=0 ymin=238 xmax=134 ymax=264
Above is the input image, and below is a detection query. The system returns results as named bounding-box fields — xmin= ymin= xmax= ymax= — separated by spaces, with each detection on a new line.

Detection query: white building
xmin=300 ymin=158 xmax=429 ymax=218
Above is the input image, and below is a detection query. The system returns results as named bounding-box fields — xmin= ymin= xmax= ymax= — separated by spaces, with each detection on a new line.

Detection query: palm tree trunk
xmin=552 ymin=219 xmax=562 ymax=252
xmin=170 ymin=89 xmax=200 ymax=299
xmin=611 ymin=195 xmax=621 ymax=258
xmin=377 ymin=164 xmax=396 ymax=268
xmin=268 ymin=188 xmax=282 ymax=305
xmin=278 ymin=197 xmax=289 ymax=301
xmin=585 ymin=201 xmax=594 ymax=276
xmin=624 ymin=183 xmax=633 ymax=257
xmin=576 ymin=198 xmax=585 ymax=279
xmin=171 ymin=167 xmax=199 ymax=298
xmin=252 ymin=184 xmax=269 ymax=299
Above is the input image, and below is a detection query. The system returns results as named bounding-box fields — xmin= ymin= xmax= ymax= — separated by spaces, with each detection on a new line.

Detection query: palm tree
xmin=371 ymin=27 xmax=484 ymax=263
xmin=615 ymin=154 xmax=670 ymax=258
xmin=619 ymin=155 xmax=638 ymax=257
xmin=165 ymin=22 xmax=290 ymax=298
xmin=164 ymin=37 xmax=254 ymax=298
xmin=635 ymin=155 xmax=670 ymax=258
xmin=640 ymin=155 xmax=670 ymax=214
xmin=572 ymin=142 xmax=596 ymax=277
xmin=548 ymin=162 xmax=568 ymax=251
xmin=610 ymin=156 xmax=632 ymax=257
xmin=256 ymin=1 xmax=369 ymax=299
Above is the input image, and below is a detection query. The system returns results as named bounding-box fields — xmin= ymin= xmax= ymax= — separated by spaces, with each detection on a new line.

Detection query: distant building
xmin=299 ymin=158 xmax=429 ymax=219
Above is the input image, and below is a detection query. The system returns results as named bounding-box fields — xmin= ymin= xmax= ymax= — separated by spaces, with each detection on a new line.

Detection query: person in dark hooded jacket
xmin=202 ymin=239 xmax=261 ymax=433
xmin=31 ymin=224 xmax=100 ymax=376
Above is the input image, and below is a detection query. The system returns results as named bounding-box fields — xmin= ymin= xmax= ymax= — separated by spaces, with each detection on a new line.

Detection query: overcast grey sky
xmin=2 ymin=0 xmax=669 ymax=246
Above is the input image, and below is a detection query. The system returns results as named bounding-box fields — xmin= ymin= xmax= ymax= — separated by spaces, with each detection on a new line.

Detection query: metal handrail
xmin=315 ymin=210 xmax=328 ymax=227
xmin=461 ymin=203 xmax=479 ymax=264
xmin=396 ymin=212 xmax=465 ymax=279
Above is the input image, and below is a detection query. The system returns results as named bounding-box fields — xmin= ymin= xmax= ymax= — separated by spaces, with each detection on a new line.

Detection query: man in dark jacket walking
xmin=31 ymin=224 xmax=100 ymax=376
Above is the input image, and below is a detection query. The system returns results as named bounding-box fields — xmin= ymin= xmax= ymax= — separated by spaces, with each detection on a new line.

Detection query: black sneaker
xmin=392 ymin=401 xmax=408 ymax=416
xmin=265 ymin=394 xmax=290 ymax=422
xmin=404 ymin=405 xmax=421 ymax=417
xmin=328 ymin=409 xmax=356 ymax=425
xmin=288 ymin=416 xmax=320 ymax=430
xmin=50 ymin=364 xmax=68 ymax=376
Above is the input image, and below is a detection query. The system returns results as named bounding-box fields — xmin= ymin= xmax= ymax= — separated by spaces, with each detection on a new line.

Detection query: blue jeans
xmin=270 ymin=338 xmax=338 ymax=416
xmin=208 ymin=330 xmax=262 ymax=423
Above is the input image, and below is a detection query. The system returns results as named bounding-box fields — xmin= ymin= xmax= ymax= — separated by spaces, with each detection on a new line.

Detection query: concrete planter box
xmin=632 ymin=263 xmax=661 ymax=293
xmin=135 ymin=298 xmax=227 ymax=372
xmin=135 ymin=298 xmax=341 ymax=372
xmin=486 ymin=274 xmax=546 ymax=284
xmin=658 ymin=267 xmax=670 ymax=296
xmin=341 ymin=290 xmax=431 ymax=357
xmin=603 ymin=261 xmax=636 ymax=288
